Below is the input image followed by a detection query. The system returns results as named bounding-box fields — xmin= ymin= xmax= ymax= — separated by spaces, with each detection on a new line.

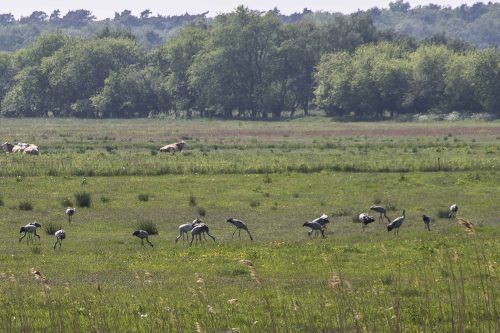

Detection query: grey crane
xmin=53 ymin=229 xmax=66 ymax=249
xmin=19 ymin=222 xmax=42 ymax=243
xmin=370 ymin=205 xmax=391 ymax=223
xmin=387 ymin=210 xmax=405 ymax=234
xmin=132 ymin=230 xmax=154 ymax=247
xmin=176 ymin=218 xmax=202 ymax=243
xmin=190 ymin=223 xmax=216 ymax=246
xmin=422 ymin=215 xmax=431 ymax=231
xmin=303 ymin=221 xmax=325 ymax=238
xmin=359 ymin=213 xmax=376 ymax=231
xmin=311 ymin=214 xmax=330 ymax=230
xmin=226 ymin=218 xmax=253 ymax=241
xmin=66 ymin=207 xmax=76 ymax=224
xmin=448 ymin=204 xmax=458 ymax=219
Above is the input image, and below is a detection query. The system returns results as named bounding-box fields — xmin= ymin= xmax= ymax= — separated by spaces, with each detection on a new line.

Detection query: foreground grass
xmin=0 ymin=119 xmax=499 ymax=331
xmin=0 ymin=172 xmax=499 ymax=332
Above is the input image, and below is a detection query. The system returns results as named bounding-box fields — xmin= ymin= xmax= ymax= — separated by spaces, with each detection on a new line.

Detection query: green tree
xmin=0 ymin=51 xmax=14 ymax=102
xmin=41 ymin=37 xmax=140 ymax=116
xmin=407 ymin=45 xmax=454 ymax=113
xmin=189 ymin=6 xmax=282 ymax=118
xmin=1 ymin=66 xmax=48 ymax=116
xmin=91 ymin=65 xmax=167 ymax=118
xmin=469 ymin=49 xmax=500 ymax=115
xmin=443 ymin=52 xmax=481 ymax=112
xmin=155 ymin=24 xmax=207 ymax=117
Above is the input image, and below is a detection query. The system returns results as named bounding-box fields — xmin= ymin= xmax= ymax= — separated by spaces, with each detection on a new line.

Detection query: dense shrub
xmin=75 ymin=192 xmax=92 ymax=208
xmin=19 ymin=201 xmax=33 ymax=210
xmin=137 ymin=219 xmax=158 ymax=235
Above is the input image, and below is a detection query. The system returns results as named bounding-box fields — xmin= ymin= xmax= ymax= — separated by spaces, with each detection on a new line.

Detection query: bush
xmin=250 ymin=200 xmax=261 ymax=208
xmin=0 ymin=196 xmax=3 ymax=206
xmin=75 ymin=192 xmax=92 ymax=208
xmin=189 ymin=194 xmax=197 ymax=207
xmin=437 ymin=209 xmax=449 ymax=219
xmin=44 ymin=223 xmax=61 ymax=235
xmin=138 ymin=193 xmax=149 ymax=202
xmin=137 ymin=219 xmax=158 ymax=235
xmin=19 ymin=201 xmax=33 ymax=211
xmin=197 ymin=207 xmax=206 ymax=217
xmin=100 ymin=196 xmax=110 ymax=203
xmin=263 ymin=174 xmax=272 ymax=184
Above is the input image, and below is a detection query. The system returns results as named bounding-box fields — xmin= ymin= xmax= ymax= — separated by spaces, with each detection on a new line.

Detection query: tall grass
xmin=74 ymin=192 xmax=91 ymax=208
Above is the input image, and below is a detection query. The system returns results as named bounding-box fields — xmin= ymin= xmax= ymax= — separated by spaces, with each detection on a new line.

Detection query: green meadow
xmin=0 ymin=118 xmax=499 ymax=332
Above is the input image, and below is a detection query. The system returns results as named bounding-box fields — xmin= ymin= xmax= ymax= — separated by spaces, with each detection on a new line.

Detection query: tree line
xmin=2 ymin=2 xmax=500 ymax=53
xmin=0 ymin=6 xmax=499 ymax=119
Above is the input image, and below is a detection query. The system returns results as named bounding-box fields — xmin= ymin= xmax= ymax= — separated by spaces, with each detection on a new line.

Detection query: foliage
xmin=18 ymin=201 xmax=33 ymax=210
xmin=137 ymin=193 xmax=150 ymax=202
xmin=137 ymin=219 xmax=158 ymax=235
xmin=1 ymin=7 xmax=500 ymax=119
xmin=44 ymin=222 xmax=61 ymax=235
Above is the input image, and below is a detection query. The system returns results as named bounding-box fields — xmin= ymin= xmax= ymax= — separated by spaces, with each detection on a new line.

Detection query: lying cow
xmin=2 ymin=142 xmax=39 ymax=155
xmin=159 ymin=140 xmax=187 ymax=153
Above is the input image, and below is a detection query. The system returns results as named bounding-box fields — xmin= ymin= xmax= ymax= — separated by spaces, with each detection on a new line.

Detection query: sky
xmin=0 ymin=0 xmax=487 ymax=19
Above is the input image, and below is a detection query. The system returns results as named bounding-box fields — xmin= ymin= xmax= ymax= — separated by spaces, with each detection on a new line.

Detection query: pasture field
xmin=0 ymin=118 xmax=499 ymax=332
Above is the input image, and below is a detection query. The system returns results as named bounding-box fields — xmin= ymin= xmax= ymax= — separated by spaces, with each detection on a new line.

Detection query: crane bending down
xmin=226 ymin=218 xmax=253 ymax=241
xmin=190 ymin=224 xmax=216 ymax=246
xmin=303 ymin=221 xmax=325 ymax=238
xmin=133 ymin=230 xmax=154 ymax=247
xmin=19 ymin=222 xmax=42 ymax=243
xmin=359 ymin=213 xmax=376 ymax=231
xmin=448 ymin=204 xmax=458 ymax=219
xmin=387 ymin=210 xmax=405 ymax=235
xmin=53 ymin=229 xmax=66 ymax=249
xmin=370 ymin=205 xmax=391 ymax=223
xmin=422 ymin=215 xmax=431 ymax=231
xmin=66 ymin=207 xmax=76 ymax=224
xmin=311 ymin=214 xmax=329 ymax=230
xmin=176 ymin=218 xmax=202 ymax=243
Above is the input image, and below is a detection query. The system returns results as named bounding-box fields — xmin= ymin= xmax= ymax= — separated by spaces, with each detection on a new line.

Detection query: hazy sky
xmin=0 ymin=0 xmax=486 ymax=19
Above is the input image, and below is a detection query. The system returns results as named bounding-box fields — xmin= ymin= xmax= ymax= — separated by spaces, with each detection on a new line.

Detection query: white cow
xmin=159 ymin=141 xmax=187 ymax=153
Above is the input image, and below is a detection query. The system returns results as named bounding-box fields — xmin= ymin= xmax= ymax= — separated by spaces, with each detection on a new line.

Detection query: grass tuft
xmin=75 ymin=192 xmax=92 ymax=208
xmin=437 ymin=209 xmax=449 ymax=218
xmin=250 ymin=200 xmax=261 ymax=208
xmin=189 ymin=194 xmax=198 ymax=207
xmin=44 ymin=223 xmax=62 ymax=235
xmin=19 ymin=201 xmax=33 ymax=211
xmin=137 ymin=193 xmax=150 ymax=202
xmin=197 ymin=207 xmax=206 ymax=217
xmin=137 ymin=219 xmax=158 ymax=235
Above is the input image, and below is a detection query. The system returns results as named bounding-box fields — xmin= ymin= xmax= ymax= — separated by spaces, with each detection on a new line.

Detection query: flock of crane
xmin=17 ymin=204 xmax=461 ymax=249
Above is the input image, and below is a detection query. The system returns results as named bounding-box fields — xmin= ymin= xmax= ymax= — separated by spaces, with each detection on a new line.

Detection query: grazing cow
xmin=159 ymin=141 xmax=187 ymax=153
xmin=2 ymin=142 xmax=39 ymax=155
xmin=23 ymin=145 xmax=39 ymax=155
xmin=1 ymin=142 xmax=13 ymax=153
